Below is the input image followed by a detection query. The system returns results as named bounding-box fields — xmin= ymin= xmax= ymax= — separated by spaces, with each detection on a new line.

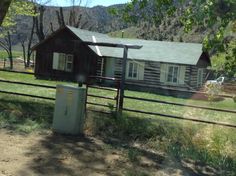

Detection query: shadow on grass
xmin=0 ymin=96 xmax=54 ymax=133
xmin=19 ymin=131 xmax=202 ymax=176
xmin=85 ymin=110 xmax=235 ymax=175
xmin=0 ymin=96 xmax=234 ymax=175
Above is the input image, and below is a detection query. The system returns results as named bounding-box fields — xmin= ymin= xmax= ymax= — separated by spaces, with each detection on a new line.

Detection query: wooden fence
xmin=0 ymin=69 xmax=236 ymax=129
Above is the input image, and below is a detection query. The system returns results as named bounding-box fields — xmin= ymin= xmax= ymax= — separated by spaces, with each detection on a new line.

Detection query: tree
xmin=0 ymin=0 xmax=12 ymax=26
xmin=119 ymin=0 xmax=236 ymax=75
xmin=122 ymin=0 xmax=235 ymax=46
xmin=17 ymin=19 xmax=36 ymax=68
xmin=0 ymin=0 xmax=34 ymax=69
xmin=56 ymin=0 xmax=91 ymax=29
xmin=34 ymin=5 xmax=46 ymax=42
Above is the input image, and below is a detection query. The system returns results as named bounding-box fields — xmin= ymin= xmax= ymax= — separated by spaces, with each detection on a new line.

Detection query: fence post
xmin=118 ymin=46 xmax=128 ymax=115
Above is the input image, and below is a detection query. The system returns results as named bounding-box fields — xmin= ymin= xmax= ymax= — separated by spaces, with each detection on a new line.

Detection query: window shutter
xmin=58 ymin=53 xmax=66 ymax=70
xmin=126 ymin=61 xmax=130 ymax=79
xmin=53 ymin=53 xmax=59 ymax=70
xmin=138 ymin=62 xmax=145 ymax=80
xmin=179 ymin=65 xmax=186 ymax=84
xmin=160 ymin=63 xmax=167 ymax=83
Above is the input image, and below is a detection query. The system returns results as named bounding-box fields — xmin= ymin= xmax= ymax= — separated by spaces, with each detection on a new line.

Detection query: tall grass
xmin=86 ymin=111 xmax=236 ymax=175
xmin=0 ymin=71 xmax=236 ymax=174
xmin=0 ymin=95 xmax=53 ymax=133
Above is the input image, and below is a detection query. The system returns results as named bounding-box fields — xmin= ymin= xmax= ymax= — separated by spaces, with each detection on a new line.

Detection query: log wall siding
xmin=96 ymin=57 xmax=103 ymax=77
xmin=188 ymin=66 xmax=208 ymax=90
xmin=109 ymin=58 xmax=195 ymax=90
xmin=185 ymin=65 xmax=191 ymax=87
xmin=114 ymin=58 xmax=122 ymax=79
xmin=144 ymin=61 xmax=161 ymax=85
xmin=189 ymin=66 xmax=198 ymax=89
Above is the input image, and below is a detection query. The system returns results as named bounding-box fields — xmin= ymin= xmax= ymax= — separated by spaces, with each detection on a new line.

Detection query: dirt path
xmin=0 ymin=129 xmax=212 ymax=176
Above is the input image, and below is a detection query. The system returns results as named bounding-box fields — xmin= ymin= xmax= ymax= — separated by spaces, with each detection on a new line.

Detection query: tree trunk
xmin=7 ymin=31 xmax=13 ymax=69
xmin=60 ymin=7 xmax=65 ymax=27
xmin=26 ymin=16 xmax=35 ymax=67
xmin=21 ymin=41 xmax=26 ymax=67
xmin=35 ymin=5 xmax=45 ymax=41
xmin=0 ymin=0 xmax=12 ymax=26
xmin=56 ymin=7 xmax=65 ymax=28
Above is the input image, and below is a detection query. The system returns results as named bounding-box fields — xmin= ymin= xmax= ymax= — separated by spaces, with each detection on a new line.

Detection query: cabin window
xmin=53 ymin=52 xmax=73 ymax=72
xmin=128 ymin=62 xmax=138 ymax=79
xmin=65 ymin=55 xmax=73 ymax=72
xmin=126 ymin=61 xmax=144 ymax=80
xmin=160 ymin=63 xmax=186 ymax=85
xmin=167 ymin=65 xmax=179 ymax=83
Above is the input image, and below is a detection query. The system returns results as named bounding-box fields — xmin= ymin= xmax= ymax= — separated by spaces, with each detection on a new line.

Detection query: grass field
xmin=108 ymin=27 xmax=139 ymax=39
xmin=0 ymin=70 xmax=236 ymax=174
xmin=0 ymin=50 xmax=23 ymax=60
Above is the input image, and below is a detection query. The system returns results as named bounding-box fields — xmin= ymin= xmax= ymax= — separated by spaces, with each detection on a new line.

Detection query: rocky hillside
xmin=12 ymin=4 xmax=128 ymax=48
xmin=12 ymin=2 xmax=234 ymax=48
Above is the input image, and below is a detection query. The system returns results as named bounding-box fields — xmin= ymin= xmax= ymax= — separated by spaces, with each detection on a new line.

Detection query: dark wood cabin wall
xmin=35 ymin=29 xmax=99 ymax=81
xmin=197 ymin=52 xmax=211 ymax=68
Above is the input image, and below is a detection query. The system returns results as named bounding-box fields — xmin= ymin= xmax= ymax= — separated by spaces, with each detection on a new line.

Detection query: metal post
xmin=118 ymin=46 xmax=128 ymax=114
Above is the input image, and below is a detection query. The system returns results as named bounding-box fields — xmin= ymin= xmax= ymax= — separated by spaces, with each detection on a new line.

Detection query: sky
xmin=44 ymin=0 xmax=131 ymax=7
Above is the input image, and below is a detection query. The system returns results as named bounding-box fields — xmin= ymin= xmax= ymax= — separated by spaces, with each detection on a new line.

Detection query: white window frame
xmin=126 ymin=61 xmax=145 ymax=80
xmin=127 ymin=61 xmax=138 ymax=80
xmin=53 ymin=52 xmax=74 ymax=72
xmin=166 ymin=64 xmax=180 ymax=84
xmin=65 ymin=54 xmax=74 ymax=72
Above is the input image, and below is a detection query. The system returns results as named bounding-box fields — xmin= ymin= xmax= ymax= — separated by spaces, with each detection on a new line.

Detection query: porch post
xmin=118 ymin=45 xmax=128 ymax=114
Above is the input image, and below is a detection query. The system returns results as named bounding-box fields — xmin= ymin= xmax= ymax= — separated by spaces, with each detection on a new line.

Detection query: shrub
xmin=233 ymin=95 xmax=236 ymax=103
xmin=204 ymin=83 xmax=222 ymax=102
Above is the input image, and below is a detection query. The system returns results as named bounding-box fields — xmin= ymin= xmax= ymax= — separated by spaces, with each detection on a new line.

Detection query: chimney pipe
xmin=121 ymin=31 xmax=124 ymax=38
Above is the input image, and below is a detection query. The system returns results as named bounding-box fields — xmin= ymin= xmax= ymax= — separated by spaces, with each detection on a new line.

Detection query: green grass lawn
xmin=0 ymin=50 xmax=23 ymax=60
xmin=0 ymin=70 xmax=235 ymax=124
xmin=0 ymin=70 xmax=236 ymax=174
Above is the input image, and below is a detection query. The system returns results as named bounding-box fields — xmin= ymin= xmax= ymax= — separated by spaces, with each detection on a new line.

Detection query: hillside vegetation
xmin=12 ymin=3 xmax=235 ymax=47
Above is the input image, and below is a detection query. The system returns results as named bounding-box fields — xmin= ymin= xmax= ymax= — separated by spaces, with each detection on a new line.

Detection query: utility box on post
xmin=53 ymin=85 xmax=86 ymax=135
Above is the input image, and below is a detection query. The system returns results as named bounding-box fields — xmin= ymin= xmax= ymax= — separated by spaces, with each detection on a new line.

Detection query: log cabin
xmin=32 ymin=26 xmax=211 ymax=92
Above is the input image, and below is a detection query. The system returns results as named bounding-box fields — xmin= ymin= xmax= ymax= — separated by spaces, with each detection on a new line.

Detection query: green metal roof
xmin=68 ymin=26 xmax=204 ymax=65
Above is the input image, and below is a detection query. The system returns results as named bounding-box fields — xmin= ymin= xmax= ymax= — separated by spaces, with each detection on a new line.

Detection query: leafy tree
xmin=0 ymin=0 xmax=34 ymax=69
xmin=117 ymin=0 xmax=236 ymax=76
xmin=0 ymin=0 xmax=12 ymax=26
xmin=211 ymin=41 xmax=236 ymax=77
xmin=224 ymin=42 xmax=236 ymax=77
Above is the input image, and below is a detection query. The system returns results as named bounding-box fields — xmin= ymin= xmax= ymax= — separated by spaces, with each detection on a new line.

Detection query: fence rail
xmin=123 ymin=107 xmax=236 ymax=128
xmin=0 ymin=69 xmax=233 ymax=98
xmin=125 ymin=82 xmax=233 ymax=98
xmin=0 ymin=79 xmax=56 ymax=89
xmin=0 ymin=90 xmax=55 ymax=100
xmin=87 ymin=94 xmax=117 ymax=100
xmin=0 ymin=69 xmax=236 ymax=129
xmin=0 ymin=68 xmax=34 ymax=75
xmin=124 ymin=95 xmax=236 ymax=114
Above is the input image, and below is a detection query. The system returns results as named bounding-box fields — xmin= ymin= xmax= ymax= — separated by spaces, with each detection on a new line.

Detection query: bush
xmin=233 ymin=95 xmax=236 ymax=103
xmin=204 ymin=83 xmax=222 ymax=102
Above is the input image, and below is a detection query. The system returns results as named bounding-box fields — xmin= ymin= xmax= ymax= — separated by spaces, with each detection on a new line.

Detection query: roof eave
xmin=31 ymin=26 xmax=69 ymax=51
